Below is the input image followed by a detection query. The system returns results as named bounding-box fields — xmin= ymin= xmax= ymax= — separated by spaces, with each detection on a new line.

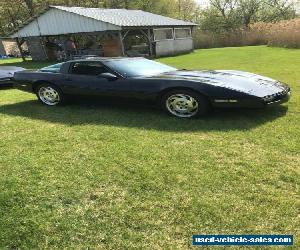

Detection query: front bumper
xmin=212 ymin=89 xmax=291 ymax=108
xmin=264 ymin=90 xmax=291 ymax=106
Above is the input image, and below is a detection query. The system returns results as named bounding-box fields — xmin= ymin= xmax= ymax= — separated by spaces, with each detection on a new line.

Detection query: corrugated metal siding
xmin=12 ymin=8 xmax=121 ymax=38
xmin=13 ymin=20 xmax=40 ymax=37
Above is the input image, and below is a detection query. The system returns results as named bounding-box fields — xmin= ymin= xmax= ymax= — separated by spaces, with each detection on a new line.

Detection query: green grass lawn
xmin=0 ymin=46 xmax=299 ymax=249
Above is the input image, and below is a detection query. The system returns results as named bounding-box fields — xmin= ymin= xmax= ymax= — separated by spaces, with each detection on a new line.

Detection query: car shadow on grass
xmin=0 ymin=98 xmax=288 ymax=132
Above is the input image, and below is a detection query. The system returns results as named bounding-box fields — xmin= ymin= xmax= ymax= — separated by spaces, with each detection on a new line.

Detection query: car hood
xmin=153 ymin=70 xmax=289 ymax=97
xmin=0 ymin=66 xmax=25 ymax=79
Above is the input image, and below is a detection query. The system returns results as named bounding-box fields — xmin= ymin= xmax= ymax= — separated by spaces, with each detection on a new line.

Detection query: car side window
xmin=71 ymin=62 xmax=109 ymax=76
xmin=40 ymin=63 xmax=63 ymax=73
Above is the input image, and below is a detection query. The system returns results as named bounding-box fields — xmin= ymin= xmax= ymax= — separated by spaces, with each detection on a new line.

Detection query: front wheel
xmin=161 ymin=90 xmax=210 ymax=118
xmin=36 ymin=84 xmax=63 ymax=106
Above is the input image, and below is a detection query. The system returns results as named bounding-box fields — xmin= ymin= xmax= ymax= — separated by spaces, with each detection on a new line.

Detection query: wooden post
xmin=148 ymin=29 xmax=153 ymax=57
xmin=141 ymin=29 xmax=154 ymax=57
xmin=119 ymin=31 xmax=125 ymax=56
xmin=36 ymin=18 xmax=48 ymax=60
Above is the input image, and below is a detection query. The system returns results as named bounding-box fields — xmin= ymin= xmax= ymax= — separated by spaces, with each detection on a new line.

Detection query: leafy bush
xmin=193 ymin=29 xmax=267 ymax=49
xmin=253 ymin=18 xmax=300 ymax=48
xmin=193 ymin=18 xmax=300 ymax=49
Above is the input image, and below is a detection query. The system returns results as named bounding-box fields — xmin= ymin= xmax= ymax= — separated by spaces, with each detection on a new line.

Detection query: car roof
xmin=67 ymin=57 xmax=145 ymax=63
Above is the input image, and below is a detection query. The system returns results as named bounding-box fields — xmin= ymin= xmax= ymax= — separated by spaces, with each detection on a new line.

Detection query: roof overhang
xmin=11 ymin=6 xmax=197 ymax=38
xmin=11 ymin=7 xmax=121 ymax=38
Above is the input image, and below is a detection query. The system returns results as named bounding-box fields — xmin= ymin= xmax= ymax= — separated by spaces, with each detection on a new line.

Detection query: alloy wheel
xmin=166 ymin=93 xmax=199 ymax=118
xmin=38 ymin=86 xmax=60 ymax=106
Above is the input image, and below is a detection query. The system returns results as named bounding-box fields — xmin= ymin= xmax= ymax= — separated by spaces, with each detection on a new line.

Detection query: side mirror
xmin=98 ymin=72 xmax=118 ymax=81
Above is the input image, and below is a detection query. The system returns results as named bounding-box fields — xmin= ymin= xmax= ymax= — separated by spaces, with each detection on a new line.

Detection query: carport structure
xmin=11 ymin=6 xmax=197 ymax=61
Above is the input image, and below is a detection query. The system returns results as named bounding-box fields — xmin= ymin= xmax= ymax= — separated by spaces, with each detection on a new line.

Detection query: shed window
xmin=175 ymin=28 xmax=192 ymax=39
xmin=154 ymin=28 xmax=174 ymax=41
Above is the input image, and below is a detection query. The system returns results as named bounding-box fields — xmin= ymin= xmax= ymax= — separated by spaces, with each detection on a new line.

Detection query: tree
xmin=199 ymin=0 xmax=297 ymax=32
xmin=199 ymin=0 xmax=241 ymax=31
xmin=176 ymin=0 xmax=200 ymax=21
xmin=237 ymin=0 xmax=261 ymax=28
xmin=259 ymin=0 xmax=296 ymax=22
xmin=24 ymin=0 xmax=35 ymax=16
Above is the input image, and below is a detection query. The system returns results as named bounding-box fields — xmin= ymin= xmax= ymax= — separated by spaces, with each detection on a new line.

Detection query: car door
xmin=101 ymin=77 xmax=160 ymax=100
xmin=61 ymin=61 xmax=116 ymax=96
xmin=60 ymin=60 xmax=158 ymax=100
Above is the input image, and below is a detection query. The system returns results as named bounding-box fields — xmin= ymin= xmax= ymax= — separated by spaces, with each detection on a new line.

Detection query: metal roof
xmin=52 ymin=6 xmax=197 ymax=27
xmin=11 ymin=6 xmax=197 ymax=38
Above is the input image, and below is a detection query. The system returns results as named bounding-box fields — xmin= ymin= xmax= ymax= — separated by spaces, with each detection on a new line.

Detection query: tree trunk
xmin=15 ymin=38 xmax=26 ymax=62
xmin=124 ymin=0 xmax=129 ymax=9
xmin=24 ymin=0 xmax=34 ymax=17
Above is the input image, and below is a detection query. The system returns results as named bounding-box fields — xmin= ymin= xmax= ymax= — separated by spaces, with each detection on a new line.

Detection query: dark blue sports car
xmin=13 ymin=57 xmax=290 ymax=118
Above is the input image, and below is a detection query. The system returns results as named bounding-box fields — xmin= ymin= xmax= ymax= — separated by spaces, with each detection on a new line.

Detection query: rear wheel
xmin=161 ymin=90 xmax=210 ymax=118
xmin=36 ymin=83 xmax=63 ymax=106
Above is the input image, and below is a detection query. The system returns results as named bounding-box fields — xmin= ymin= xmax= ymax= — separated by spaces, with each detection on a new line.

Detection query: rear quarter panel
xmin=14 ymin=71 xmax=66 ymax=92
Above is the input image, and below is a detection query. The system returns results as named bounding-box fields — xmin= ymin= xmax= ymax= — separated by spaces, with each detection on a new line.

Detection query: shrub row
xmin=193 ymin=18 xmax=300 ymax=49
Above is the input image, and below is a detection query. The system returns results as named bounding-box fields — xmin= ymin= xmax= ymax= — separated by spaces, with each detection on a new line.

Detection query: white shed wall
xmin=12 ymin=8 xmax=121 ymax=38
xmin=155 ymin=38 xmax=193 ymax=56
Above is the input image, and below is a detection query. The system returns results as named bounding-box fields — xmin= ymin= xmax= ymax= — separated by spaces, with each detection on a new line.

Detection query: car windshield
xmin=40 ymin=63 xmax=63 ymax=73
xmin=104 ymin=58 xmax=177 ymax=77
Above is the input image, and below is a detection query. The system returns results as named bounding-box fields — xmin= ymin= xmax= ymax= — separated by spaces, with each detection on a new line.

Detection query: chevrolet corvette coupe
xmin=13 ymin=57 xmax=290 ymax=118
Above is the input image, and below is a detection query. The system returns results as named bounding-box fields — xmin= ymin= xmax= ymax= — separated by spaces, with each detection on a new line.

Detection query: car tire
xmin=161 ymin=89 xmax=210 ymax=118
xmin=36 ymin=83 xmax=64 ymax=106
